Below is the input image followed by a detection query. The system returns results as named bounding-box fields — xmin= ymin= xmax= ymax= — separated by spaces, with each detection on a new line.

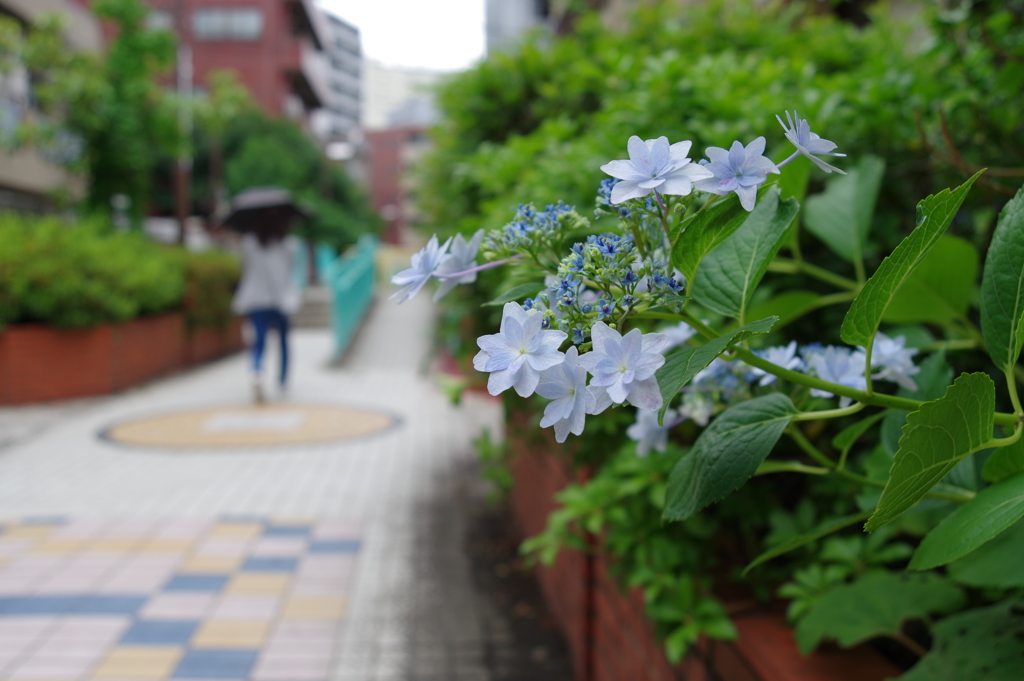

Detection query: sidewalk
xmin=0 ymin=293 xmax=506 ymax=681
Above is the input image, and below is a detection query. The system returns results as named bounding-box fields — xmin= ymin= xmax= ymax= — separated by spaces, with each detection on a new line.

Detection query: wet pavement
xmin=0 ymin=293 xmax=570 ymax=680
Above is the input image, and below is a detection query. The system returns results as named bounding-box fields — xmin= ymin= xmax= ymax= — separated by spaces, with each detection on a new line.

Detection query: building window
xmin=146 ymin=10 xmax=174 ymax=32
xmin=192 ymin=8 xmax=264 ymax=41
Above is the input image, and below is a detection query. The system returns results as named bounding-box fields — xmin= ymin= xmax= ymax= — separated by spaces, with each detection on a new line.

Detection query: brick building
xmin=116 ymin=0 xmax=334 ymax=129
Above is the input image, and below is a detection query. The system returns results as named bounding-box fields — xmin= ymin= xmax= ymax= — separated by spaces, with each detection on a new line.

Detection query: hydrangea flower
xmin=750 ymin=341 xmax=804 ymax=386
xmin=627 ymin=408 xmax=679 ymax=457
xmin=777 ymin=111 xmax=847 ymax=174
xmin=808 ymin=346 xmax=867 ymax=407
xmin=578 ymin=322 xmax=668 ymax=411
xmin=432 ymin=229 xmax=484 ymax=301
xmin=600 ymin=136 xmax=713 ymax=204
xmin=474 ymin=302 xmax=567 ymax=397
xmin=661 ymin=321 xmax=697 ymax=351
xmin=537 ymin=346 xmax=594 ymax=443
xmin=678 ymin=392 xmax=714 ymax=427
xmin=694 ymin=357 xmax=736 ymax=389
xmin=390 ymin=235 xmax=451 ymax=303
xmin=694 ymin=137 xmax=780 ymax=211
xmin=868 ymin=333 xmax=920 ymax=391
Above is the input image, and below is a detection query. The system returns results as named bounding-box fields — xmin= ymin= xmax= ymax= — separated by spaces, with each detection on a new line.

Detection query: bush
xmin=0 ymin=214 xmax=239 ymax=330
xmin=179 ymin=249 xmax=240 ymax=330
xmin=419 ymin=0 xmax=1020 ymax=243
xmin=418 ymin=0 xmax=1024 ymax=670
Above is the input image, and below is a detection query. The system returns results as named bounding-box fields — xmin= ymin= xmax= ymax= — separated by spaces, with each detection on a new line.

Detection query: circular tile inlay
xmin=104 ymin=404 xmax=396 ymax=448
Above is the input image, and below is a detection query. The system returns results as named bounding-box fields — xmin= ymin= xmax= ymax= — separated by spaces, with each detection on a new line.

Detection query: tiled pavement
xmin=0 ymin=293 xmax=505 ymax=680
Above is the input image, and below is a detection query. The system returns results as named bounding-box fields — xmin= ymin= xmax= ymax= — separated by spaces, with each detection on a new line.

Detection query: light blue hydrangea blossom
xmin=627 ymin=408 xmax=680 ymax=457
xmin=536 ymin=346 xmax=594 ymax=443
xmin=750 ymin=341 xmax=804 ymax=386
xmin=433 ymin=229 xmax=485 ymax=302
xmin=678 ymin=392 xmax=714 ymax=427
xmin=807 ymin=346 xmax=868 ymax=407
xmin=661 ymin=321 xmax=697 ymax=351
xmin=389 ymin=235 xmax=451 ymax=304
xmin=694 ymin=137 xmax=780 ymax=211
xmin=777 ymin=111 xmax=847 ymax=174
xmin=600 ymin=136 xmax=713 ymax=204
xmin=474 ymin=302 xmax=567 ymax=398
xmin=578 ymin=322 xmax=668 ymax=412
xmin=866 ymin=332 xmax=920 ymax=391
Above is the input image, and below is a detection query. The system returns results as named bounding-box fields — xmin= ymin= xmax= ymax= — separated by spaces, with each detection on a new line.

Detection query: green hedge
xmin=419 ymin=0 xmax=1020 ymax=243
xmin=0 ymin=214 xmax=239 ymax=330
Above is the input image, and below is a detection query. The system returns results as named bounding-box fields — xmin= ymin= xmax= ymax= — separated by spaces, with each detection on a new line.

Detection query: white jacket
xmin=232 ymin=234 xmax=302 ymax=315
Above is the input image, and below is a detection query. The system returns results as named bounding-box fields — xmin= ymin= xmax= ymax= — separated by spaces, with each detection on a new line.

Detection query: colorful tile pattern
xmin=0 ymin=517 xmax=360 ymax=680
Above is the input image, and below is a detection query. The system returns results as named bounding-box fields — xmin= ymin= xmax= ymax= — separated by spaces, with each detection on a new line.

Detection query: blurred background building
xmin=485 ymin=0 xmax=551 ymax=53
xmin=361 ymin=60 xmax=442 ymax=243
xmin=0 ymin=0 xmax=100 ymax=212
xmin=129 ymin=0 xmax=334 ymax=133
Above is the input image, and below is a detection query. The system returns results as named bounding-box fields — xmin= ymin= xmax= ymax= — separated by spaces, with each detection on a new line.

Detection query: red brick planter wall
xmin=0 ymin=313 xmax=244 ymax=405
xmin=507 ymin=430 xmax=903 ymax=681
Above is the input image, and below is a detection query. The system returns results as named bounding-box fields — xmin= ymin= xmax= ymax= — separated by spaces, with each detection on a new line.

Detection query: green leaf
xmin=664 ymin=393 xmax=798 ymax=521
xmin=673 ymin=186 xmax=773 ymax=284
xmin=745 ymin=290 xmax=820 ymax=330
xmin=803 ymin=155 xmax=885 ymax=264
xmin=840 ymin=171 xmax=983 ymax=347
xmin=865 ymin=372 xmax=995 ymax=532
xmin=655 ymin=316 xmax=777 ymax=422
xmin=880 ymin=350 xmax=953 ymax=455
xmin=832 ymin=411 xmax=886 ymax=455
xmin=980 ymin=184 xmax=1024 ymax=372
xmin=983 ymin=435 xmax=1024 ymax=483
xmin=898 ymin=601 xmax=1024 ymax=681
xmin=691 ymin=189 xmax=799 ymax=321
xmin=484 ymin=282 xmax=546 ymax=306
xmin=910 ymin=470 xmax=1024 ymax=569
xmin=883 ymin=235 xmax=980 ymax=323
xmin=947 ymin=517 xmax=1024 ymax=588
xmin=743 ymin=511 xmax=871 ymax=575
xmin=794 ymin=571 xmax=965 ymax=655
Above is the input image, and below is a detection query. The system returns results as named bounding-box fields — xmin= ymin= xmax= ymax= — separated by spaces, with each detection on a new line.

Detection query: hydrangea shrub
xmin=393 ymin=112 xmax=1024 ymax=664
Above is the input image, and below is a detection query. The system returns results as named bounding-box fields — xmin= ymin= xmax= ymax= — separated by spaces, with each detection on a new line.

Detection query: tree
xmin=222 ymin=112 xmax=379 ymax=250
xmin=21 ymin=0 xmax=180 ymax=224
xmin=193 ymin=69 xmax=253 ymax=220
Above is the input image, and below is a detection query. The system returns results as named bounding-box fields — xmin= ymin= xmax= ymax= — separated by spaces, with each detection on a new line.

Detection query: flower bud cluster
xmin=482 ymin=201 xmax=585 ymax=260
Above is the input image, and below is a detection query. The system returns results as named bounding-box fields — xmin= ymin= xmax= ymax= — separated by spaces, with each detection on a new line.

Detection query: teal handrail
xmin=329 ymin=234 xmax=377 ymax=358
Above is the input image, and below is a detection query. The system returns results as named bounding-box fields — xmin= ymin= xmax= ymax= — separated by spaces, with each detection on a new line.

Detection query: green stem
xmin=787 ymin=425 xmax=837 ymax=467
xmin=635 ymin=312 xmax=1023 ymax=428
xmin=787 ymin=426 xmax=975 ymax=502
xmin=755 ymin=461 xmax=830 ymax=476
xmin=769 ymin=258 xmax=860 ymax=291
xmin=864 ymin=337 xmax=875 ymax=396
xmin=1006 ymin=368 xmax=1023 ymax=417
xmin=853 ymin=249 xmax=866 ymax=286
xmin=739 ymin=345 xmax=1019 ymax=426
xmin=984 ymin=422 xmax=1023 ymax=449
xmin=791 ymin=402 xmax=867 ymax=422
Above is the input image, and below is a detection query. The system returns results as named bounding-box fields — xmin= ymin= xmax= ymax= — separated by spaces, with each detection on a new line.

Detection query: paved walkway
xmin=0 ymin=293 xmax=506 ymax=681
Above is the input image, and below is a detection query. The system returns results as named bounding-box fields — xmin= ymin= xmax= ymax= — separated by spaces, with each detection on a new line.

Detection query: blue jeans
xmin=248 ymin=309 xmax=290 ymax=385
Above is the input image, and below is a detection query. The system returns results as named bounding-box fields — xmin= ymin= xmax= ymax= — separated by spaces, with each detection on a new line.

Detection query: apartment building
xmin=0 ymin=0 xmax=101 ymax=212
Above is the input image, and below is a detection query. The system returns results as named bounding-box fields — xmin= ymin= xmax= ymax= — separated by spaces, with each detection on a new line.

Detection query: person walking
xmin=227 ymin=189 xmax=307 ymax=403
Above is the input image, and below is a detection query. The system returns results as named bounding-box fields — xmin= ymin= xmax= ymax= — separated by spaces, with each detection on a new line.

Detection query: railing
xmin=328 ymin=234 xmax=377 ymax=358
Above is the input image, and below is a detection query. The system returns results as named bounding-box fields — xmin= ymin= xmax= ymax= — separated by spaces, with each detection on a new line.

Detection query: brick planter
xmin=507 ymin=425 xmax=903 ymax=681
xmin=0 ymin=313 xmax=244 ymax=405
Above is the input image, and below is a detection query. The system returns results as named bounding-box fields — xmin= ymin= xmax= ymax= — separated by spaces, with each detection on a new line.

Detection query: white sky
xmin=318 ymin=0 xmax=486 ymax=72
